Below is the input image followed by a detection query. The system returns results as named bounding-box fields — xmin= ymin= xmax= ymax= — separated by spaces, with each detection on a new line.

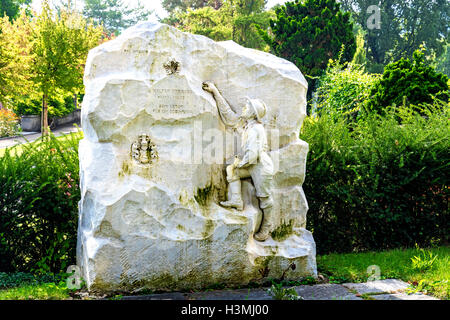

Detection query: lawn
xmin=0 ymin=282 xmax=70 ymax=300
xmin=0 ymin=132 xmax=81 ymax=157
xmin=317 ymin=245 xmax=449 ymax=299
xmin=0 ymin=273 xmax=71 ymax=300
xmin=1 ymin=246 xmax=447 ymax=300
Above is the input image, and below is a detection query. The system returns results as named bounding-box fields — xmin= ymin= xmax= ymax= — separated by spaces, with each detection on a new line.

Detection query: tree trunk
xmin=73 ymin=93 xmax=77 ymax=109
xmin=42 ymin=93 xmax=49 ymax=136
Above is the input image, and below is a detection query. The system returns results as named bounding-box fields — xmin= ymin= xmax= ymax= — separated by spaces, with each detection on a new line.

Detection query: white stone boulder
xmin=77 ymin=22 xmax=316 ymax=292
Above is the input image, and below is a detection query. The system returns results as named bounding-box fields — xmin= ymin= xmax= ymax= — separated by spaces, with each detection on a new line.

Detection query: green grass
xmin=0 ymin=272 xmax=73 ymax=300
xmin=0 ymin=282 xmax=70 ymax=300
xmin=0 ymin=131 xmax=82 ymax=157
xmin=317 ymin=246 xmax=450 ymax=299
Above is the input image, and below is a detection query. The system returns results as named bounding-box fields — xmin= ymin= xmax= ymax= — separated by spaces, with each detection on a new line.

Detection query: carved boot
xmin=220 ymin=180 xmax=244 ymax=210
xmin=254 ymin=206 xmax=273 ymax=241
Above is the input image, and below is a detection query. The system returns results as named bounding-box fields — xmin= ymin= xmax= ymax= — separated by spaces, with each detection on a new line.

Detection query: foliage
xmin=171 ymin=0 xmax=273 ymax=50
xmin=317 ymin=246 xmax=450 ymax=299
xmin=162 ymin=0 xmax=223 ymax=14
xmin=314 ymin=52 xmax=379 ymax=118
xmin=267 ymin=282 xmax=302 ymax=300
xmin=0 ymin=132 xmax=82 ymax=273
xmin=366 ymin=50 xmax=449 ymax=114
xmin=82 ymin=0 xmax=153 ymax=35
xmin=0 ymin=272 xmax=64 ymax=289
xmin=339 ymin=0 xmax=450 ymax=73
xmin=0 ymin=9 xmax=35 ymax=107
xmin=13 ymin=92 xmax=80 ymax=117
xmin=31 ymin=1 xmax=103 ymax=134
xmin=176 ymin=6 xmax=233 ymax=41
xmin=351 ymin=28 xmax=367 ymax=66
xmin=436 ymin=44 xmax=450 ymax=77
xmin=231 ymin=0 xmax=273 ymax=50
xmin=0 ymin=0 xmax=31 ymax=19
xmin=259 ymin=0 xmax=356 ymax=95
xmin=300 ymin=102 xmax=449 ymax=254
xmin=0 ymin=109 xmax=20 ymax=137
xmin=406 ymin=279 xmax=449 ymax=298
xmin=32 ymin=2 xmax=103 ymax=100
xmin=411 ymin=245 xmax=439 ymax=273
xmin=0 ymin=278 xmax=71 ymax=300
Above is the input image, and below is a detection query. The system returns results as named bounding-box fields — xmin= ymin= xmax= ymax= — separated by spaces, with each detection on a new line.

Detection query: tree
xmin=82 ymin=0 xmax=153 ymax=35
xmin=436 ymin=44 xmax=450 ymax=77
xmin=162 ymin=0 xmax=223 ymax=14
xmin=315 ymin=54 xmax=379 ymax=118
xmin=0 ymin=0 xmax=31 ymax=20
xmin=0 ymin=9 xmax=34 ymax=108
xmin=32 ymin=1 xmax=103 ymax=135
xmin=339 ymin=0 xmax=450 ymax=73
xmin=259 ymin=0 xmax=356 ymax=98
xmin=366 ymin=49 xmax=449 ymax=114
xmin=232 ymin=0 xmax=272 ymax=49
xmin=176 ymin=6 xmax=233 ymax=41
xmin=171 ymin=0 xmax=273 ymax=50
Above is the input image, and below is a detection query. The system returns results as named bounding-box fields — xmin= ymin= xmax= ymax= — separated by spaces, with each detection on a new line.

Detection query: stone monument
xmin=77 ymin=22 xmax=317 ymax=292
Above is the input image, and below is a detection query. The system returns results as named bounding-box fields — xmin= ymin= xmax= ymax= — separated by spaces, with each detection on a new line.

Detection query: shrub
xmin=301 ymin=102 xmax=449 ymax=254
xmin=0 ymin=272 xmax=64 ymax=289
xmin=366 ymin=50 xmax=449 ymax=114
xmin=0 ymin=132 xmax=82 ymax=273
xmin=314 ymin=55 xmax=379 ymax=119
xmin=13 ymin=92 xmax=80 ymax=118
xmin=258 ymin=0 xmax=356 ymax=98
xmin=0 ymin=109 xmax=20 ymax=138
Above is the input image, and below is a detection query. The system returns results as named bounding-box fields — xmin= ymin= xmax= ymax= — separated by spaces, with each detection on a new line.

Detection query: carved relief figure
xmin=202 ymin=81 xmax=274 ymax=241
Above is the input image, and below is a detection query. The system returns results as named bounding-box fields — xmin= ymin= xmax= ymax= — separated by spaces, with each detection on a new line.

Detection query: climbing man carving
xmin=202 ymin=80 xmax=274 ymax=241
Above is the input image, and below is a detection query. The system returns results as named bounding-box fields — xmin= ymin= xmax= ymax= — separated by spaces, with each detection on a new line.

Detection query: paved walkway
xmin=114 ymin=279 xmax=438 ymax=300
xmin=0 ymin=123 xmax=81 ymax=149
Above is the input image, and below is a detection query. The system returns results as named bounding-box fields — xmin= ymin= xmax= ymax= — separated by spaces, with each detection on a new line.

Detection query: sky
xmin=31 ymin=0 xmax=290 ymax=21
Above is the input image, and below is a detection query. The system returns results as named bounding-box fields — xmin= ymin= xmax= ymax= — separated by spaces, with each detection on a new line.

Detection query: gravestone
xmin=77 ymin=22 xmax=317 ymax=292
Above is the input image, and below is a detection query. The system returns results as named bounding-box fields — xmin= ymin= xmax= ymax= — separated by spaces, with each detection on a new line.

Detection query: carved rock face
xmin=77 ymin=22 xmax=316 ymax=292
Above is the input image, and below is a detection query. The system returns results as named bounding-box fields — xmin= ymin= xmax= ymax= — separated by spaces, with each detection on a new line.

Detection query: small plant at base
xmin=406 ymin=280 xmax=448 ymax=296
xmin=267 ymin=282 xmax=303 ymax=300
xmin=410 ymin=245 xmax=438 ymax=273
xmin=0 ymin=109 xmax=20 ymax=137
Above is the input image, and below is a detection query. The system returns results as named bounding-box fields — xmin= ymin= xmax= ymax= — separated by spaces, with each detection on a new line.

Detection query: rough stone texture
xmin=342 ymin=279 xmax=410 ymax=295
xmin=77 ymin=22 xmax=316 ymax=292
xmin=371 ymin=293 xmax=440 ymax=300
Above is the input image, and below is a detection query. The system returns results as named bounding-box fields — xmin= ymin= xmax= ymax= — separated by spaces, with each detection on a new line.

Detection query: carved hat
xmin=245 ymin=97 xmax=267 ymax=121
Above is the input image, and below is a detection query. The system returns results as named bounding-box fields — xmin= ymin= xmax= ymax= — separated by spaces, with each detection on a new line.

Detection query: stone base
xmin=77 ymin=181 xmax=316 ymax=293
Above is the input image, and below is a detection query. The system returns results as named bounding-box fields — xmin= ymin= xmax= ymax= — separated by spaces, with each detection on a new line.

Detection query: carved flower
xmin=163 ymin=58 xmax=180 ymax=75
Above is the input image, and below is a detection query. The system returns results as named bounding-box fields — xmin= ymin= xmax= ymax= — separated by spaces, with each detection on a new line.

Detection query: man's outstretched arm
xmin=202 ymin=81 xmax=239 ymax=128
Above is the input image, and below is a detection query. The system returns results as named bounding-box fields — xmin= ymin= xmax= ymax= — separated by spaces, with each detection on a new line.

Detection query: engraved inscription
xmin=149 ymin=88 xmax=198 ymax=116
xmin=131 ymin=134 xmax=157 ymax=164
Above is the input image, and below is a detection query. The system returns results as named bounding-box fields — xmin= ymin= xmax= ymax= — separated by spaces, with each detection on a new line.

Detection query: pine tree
xmin=367 ymin=49 xmax=449 ymax=114
xmin=82 ymin=0 xmax=153 ymax=35
xmin=259 ymin=0 xmax=356 ymax=97
xmin=0 ymin=0 xmax=31 ymax=20
xmin=339 ymin=0 xmax=450 ymax=73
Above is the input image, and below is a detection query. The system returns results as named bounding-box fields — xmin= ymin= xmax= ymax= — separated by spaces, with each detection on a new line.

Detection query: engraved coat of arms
xmin=131 ymin=134 xmax=157 ymax=164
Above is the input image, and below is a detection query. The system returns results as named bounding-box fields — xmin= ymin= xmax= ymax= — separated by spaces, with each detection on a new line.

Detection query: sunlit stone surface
xmin=77 ymin=22 xmax=316 ymax=292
